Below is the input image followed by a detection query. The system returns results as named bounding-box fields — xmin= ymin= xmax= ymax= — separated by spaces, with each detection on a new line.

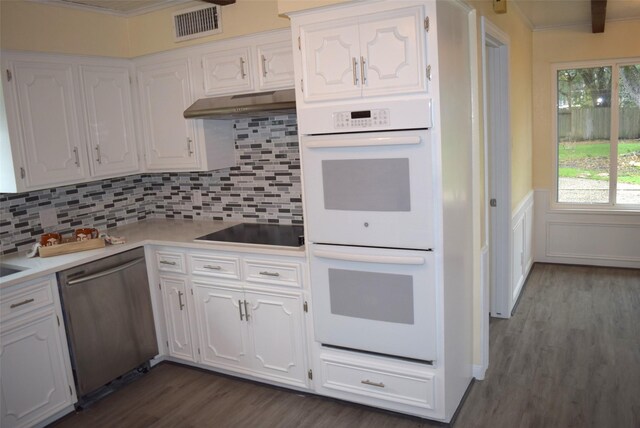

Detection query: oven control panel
xmin=333 ymin=109 xmax=390 ymax=129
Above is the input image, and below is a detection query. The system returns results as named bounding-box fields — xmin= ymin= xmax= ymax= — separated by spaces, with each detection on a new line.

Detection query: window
xmin=555 ymin=60 xmax=640 ymax=207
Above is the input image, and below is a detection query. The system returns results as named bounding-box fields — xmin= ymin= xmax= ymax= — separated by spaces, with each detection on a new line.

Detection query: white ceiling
xmin=47 ymin=0 xmax=640 ymax=28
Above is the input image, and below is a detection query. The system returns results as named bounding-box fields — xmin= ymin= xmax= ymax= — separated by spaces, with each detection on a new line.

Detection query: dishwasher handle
xmin=67 ymin=257 xmax=145 ymax=286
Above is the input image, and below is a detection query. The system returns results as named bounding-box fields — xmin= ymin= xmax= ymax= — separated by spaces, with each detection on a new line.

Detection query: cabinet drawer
xmin=244 ymin=260 xmax=301 ymax=288
xmin=155 ymin=251 xmax=186 ymax=274
xmin=319 ymin=353 xmax=435 ymax=410
xmin=190 ymin=254 xmax=241 ymax=280
xmin=0 ymin=278 xmax=54 ymax=321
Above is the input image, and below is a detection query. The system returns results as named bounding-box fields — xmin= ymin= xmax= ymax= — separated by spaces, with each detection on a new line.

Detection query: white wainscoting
xmin=510 ymin=191 xmax=534 ymax=314
xmin=534 ymin=189 xmax=640 ymax=268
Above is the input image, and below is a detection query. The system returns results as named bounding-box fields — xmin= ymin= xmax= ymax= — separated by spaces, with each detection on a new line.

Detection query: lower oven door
xmin=309 ymin=243 xmax=437 ymax=361
xmin=301 ymin=129 xmax=435 ymax=250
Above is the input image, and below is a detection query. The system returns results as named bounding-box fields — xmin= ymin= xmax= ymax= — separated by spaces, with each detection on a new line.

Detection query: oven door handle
xmin=312 ymin=249 xmax=425 ymax=265
xmin=305 ymin=136 xmax=422 ymax=149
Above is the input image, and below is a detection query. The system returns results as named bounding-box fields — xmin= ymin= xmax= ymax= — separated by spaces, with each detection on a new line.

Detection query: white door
xmin=309 ymin=244 xmax=437 ymax=361
xmin=137 ymin=59 xmax=199 ymax=171
xmin=358 ymin=6 xmax=426 ymax=97
xmin=256 ymin=40 xmax=295 ymax=91
xmin=160 ymin=276 xmax=196 ymax=361
xmin=80 ymin=64 xmax=139 ymax=178
xmin=0 ymin=311 xmax=73 ymax=428
xmin=193 ymin=281 xmax=250 ymax=371
xmin=301 ymin=130 xmax=435 ymax=250
xmin=300 ymin=19 xmax=361 ymax=102
xmin=245 ymin=289 xmax=307 ymax=386
xmin=9 ymin=61 xmax=87 ymax=188
xmin=202 ymin=47 xmax=254 ymax=96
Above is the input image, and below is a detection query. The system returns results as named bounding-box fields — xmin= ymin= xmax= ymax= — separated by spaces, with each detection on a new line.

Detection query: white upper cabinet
xmin=79 ymin=64 xmax=139 ymax=178
xmin=5 ymin=60 xmax=88 ymax=189
xmin=197 ymin=30 xmax=294 ymax=97
xmin=298 ymin=6 xmax=427 ymax=102
xmin=2 ymin=54 xmax=140 ymax=192
xmin=256 ymin=40 xmax=296 ymax=91
xmin=137 ymin=58 xmax=200 ymax=171
xmin=203 ymin=46 xmax=255 ymax=96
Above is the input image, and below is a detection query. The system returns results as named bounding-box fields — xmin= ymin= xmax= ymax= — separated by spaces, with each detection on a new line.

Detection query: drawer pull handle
xmin=160 ymin=260 xmax=177 ymax=266
xmin=177 ymin=291 xmax=185 ymax=311
xmin=361 ymin=379 xmax=385 ymax=388
xmin=204 ymin=265 xmax=222 ymax=270
xmin=10 ymin=298 xmax=35 ymax=309
xmin=259 ymin=271 xmax=280 ymax=277
xmin=239 ymin=299 xmax=244 ymax=321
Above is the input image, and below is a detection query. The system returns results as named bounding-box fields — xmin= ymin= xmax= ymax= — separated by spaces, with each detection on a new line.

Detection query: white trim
xmin=477 ymin=245 xmax=489 ymax=381
xmin=473 ymin=364 xmax=486 ymax=380
xmin=30 ymin=0 xmax=192 ymax=17
xmin=508 ymin=0 xmax=534 ymax=31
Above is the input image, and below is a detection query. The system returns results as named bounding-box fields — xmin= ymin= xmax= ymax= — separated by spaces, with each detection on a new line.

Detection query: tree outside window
xmin=556 ymin=61 xmax=640 ymax=206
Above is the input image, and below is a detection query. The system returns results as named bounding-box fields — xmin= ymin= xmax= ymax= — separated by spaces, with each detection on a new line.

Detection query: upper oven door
xmin=301 ymin=129 xmax=435 ymax=250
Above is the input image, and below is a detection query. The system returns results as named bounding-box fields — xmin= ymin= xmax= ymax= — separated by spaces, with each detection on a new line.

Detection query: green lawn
xmin=558 ymin=140 xmax=640 ymax=185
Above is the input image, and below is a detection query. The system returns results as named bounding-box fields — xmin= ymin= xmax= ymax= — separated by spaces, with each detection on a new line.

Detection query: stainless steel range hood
xmin=184 ymin=89 xmax=296 ymax=119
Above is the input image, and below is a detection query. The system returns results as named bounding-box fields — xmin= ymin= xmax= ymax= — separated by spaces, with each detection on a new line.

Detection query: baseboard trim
xmin=472 ymin=364 xmax=486 ymax=380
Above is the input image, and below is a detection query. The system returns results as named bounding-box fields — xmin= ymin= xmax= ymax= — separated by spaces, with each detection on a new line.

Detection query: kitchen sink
xmin=0 ymin=264 xmax=27 ymax=278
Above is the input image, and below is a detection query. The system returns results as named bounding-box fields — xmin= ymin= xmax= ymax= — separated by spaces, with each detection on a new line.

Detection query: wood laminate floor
xmin=50 ymin=263 xmax=640 ymax=428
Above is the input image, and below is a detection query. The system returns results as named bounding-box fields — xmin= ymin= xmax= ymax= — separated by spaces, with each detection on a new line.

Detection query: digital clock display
xmin=351 ymin=110 xmax=371 ymax=119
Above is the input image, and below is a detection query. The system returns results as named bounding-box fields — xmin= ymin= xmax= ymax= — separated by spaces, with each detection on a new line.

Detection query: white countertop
xmin=0 ymin=219 xmax=305 ymax=289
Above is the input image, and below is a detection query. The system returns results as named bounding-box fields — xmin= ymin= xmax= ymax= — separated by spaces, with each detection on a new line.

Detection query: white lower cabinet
xmin=152 ymin=247 xmax=310 ymax=390
xmin=0 ymin=275 xmax=76 ymax=428
xmin=160 ymin=275 xmax=197 ymax=362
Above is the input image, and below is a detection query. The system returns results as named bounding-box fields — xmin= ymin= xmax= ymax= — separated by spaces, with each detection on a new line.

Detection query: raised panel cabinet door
xmin=9 ymin=61 xmax=87 ymax=188
xmin=193 ymin=283 xmax=250 ymax=371
xmin=160 ymin=276 xmax=196 ymax=361
xmin=358 ymin=7 xmax=426 ymax=97
xmin=202 ymin=47 xmax=254 ymax=96
xmin=256 ymin=40 xmax=295 ymax=91
xmin=0 ymin=311 xmax=73 ymax=428
xmin=299 ymin=19 xmax=362 ymax=102
xmin=80 ymin=65 xmax=139 ymax=178
xmin=244 ymin=290 xmax=307 ymax=387
xmin=137 ymin=59 xmax=199 ymax=171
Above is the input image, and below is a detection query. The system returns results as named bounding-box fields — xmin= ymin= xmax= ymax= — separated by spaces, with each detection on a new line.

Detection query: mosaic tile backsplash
xmin=0 ymin=115 xmax=302 ymax=255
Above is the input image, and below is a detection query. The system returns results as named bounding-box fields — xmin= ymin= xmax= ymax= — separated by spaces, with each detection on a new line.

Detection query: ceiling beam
xmin=591 ymin=0 xmax=607 ymax=33
xmin=201 ymin=0 xmax=236 ymax=5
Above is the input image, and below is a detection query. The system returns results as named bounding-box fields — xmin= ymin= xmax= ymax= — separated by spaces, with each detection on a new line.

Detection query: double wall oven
xmin=299 ymin=97 xmax=437 ymax=362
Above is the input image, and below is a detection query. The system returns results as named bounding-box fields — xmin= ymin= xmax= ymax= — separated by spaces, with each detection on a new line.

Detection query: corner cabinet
xmin=0 ymin=275 xmax=76 ymax=428
xmin=298 ymin=5 xmax=427 ymax=102
xmin=1 ymin=53 xmax=139 ymax=192
xmin=150 ymin=246 xmax=310 ymax=390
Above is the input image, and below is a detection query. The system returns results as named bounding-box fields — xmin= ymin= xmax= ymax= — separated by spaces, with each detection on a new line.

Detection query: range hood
xmin=184 ymin=89 xmax=296 ymax=119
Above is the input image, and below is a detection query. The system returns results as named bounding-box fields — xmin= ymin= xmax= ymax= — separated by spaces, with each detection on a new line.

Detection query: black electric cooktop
xmin=195 ymin=223 xmax=304 ymax=248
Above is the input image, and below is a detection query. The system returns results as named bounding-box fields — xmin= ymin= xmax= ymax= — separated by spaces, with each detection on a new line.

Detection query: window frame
xmin=551 ymin=58 xmax=640 ymax=212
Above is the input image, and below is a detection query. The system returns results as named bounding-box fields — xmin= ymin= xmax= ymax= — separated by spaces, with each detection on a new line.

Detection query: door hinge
xmin=6 ymin=69 xmax=12 ymax=82
xmin=308 ymin=369 xmax=313 ymax=380
xmin=69 ymin=385 xmax=73 ymax=395
xmin=190 ymin=289 xmax=193 ymax=295
xmin=20 ymin=167 xmax=26 ymax=179
xmin=303 ymin=301 xmax=308 ymax=313
xmin=300 ymin=79 xmax=304 ymax=93
xmin=298 ymin=36 xmax=301 ymax=50
xmin=158 ymin=283 xmax=161 ymax=290
xmin=490 ymin=198 xmax=497 ymax=207
xmin=166 ymin=341 xmax=169 ymax=347
xmin=426 ymin=65 xmax=431 ymax=81
xmin=198 ymin=348 xmax=201 ymax=355
xmin=56 ymin=315 xmax=60 ymax=327
xmin=424 ymin=16 xmax=430 ymax=32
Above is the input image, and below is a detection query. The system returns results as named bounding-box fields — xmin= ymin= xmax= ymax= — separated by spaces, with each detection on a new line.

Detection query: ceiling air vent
xmin=173 ymin=5 xmax=221 ymax=42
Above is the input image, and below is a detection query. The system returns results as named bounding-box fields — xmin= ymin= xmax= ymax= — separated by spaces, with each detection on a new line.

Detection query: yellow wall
xmin=532 ymin=19 xmax=640 ymax=190
xmin=277 ymin=0 xmax=350 ymax=15
xmin=0 ymin=0 xmax=289 ymax=58
xmin=0 ymin=0 xmax=129 ymax=57
xmin=129 ymin=0 xmax=289 ymax=57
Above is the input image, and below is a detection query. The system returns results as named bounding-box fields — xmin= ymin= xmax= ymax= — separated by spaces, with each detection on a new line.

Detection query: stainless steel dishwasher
xmin=57 ymin=247 xmax=158 ymax=401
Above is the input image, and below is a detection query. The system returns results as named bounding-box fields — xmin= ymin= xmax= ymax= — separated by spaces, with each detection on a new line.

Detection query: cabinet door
xmin=137 ymin=59 xmax=200 ymax=171
xmin=8 ymin=61 xmax=87 ymax=188
xmin=256 ymin=40 xmax=295 ymax=91
xmin=202 ymin=47 xmax=254 ymax=96
xmin=0 ymin=311 xmax=73 ymax=428
xmin=245 ymin=289 xmax=307 ymax=387
xmin=80 ymin=65 xmax=139 ymax=178
xmin=193 ymin=282 xmax=250 ymax=371
xmin=358 ymin=7 xmax=426 ymax=97
xmin=299 ymin=20 xmax=361 ymax=102
xmin=160 ymin=276 xmax=196 ymax=361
